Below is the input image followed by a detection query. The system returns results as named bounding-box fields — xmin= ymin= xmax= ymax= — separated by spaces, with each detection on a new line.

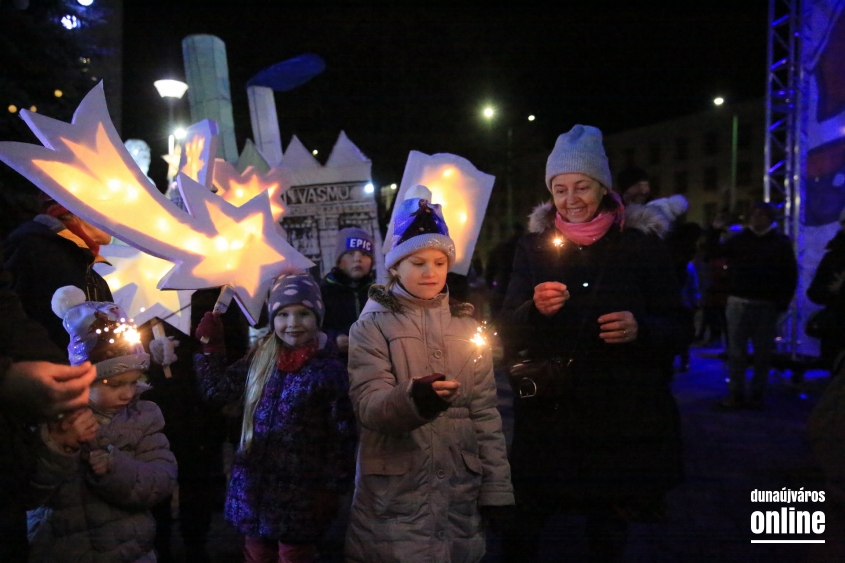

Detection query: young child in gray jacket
xmin=27 ymin=287 xmax=177 ymax=563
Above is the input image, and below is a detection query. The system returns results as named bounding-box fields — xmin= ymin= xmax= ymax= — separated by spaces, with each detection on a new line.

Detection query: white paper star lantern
xmin=0 ymin=82 xmax=313 ymax=325
xmin=385 ymin=151 xmax=495 ymax=275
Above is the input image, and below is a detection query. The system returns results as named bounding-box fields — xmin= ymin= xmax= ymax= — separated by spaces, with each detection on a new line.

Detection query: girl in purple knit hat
xmin=193 ymin=271 xmax=357 ymax=563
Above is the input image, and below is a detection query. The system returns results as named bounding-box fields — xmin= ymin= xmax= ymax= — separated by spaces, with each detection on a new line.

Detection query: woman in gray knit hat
xmin=499 ymin=125 xmax=692 ymax=562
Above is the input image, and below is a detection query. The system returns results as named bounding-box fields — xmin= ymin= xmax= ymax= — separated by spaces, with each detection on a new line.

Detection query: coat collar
xmin=527 ymin=198 xmax=682 ymax=239
xmin=363 ymin=284 xmax=475 ymax=318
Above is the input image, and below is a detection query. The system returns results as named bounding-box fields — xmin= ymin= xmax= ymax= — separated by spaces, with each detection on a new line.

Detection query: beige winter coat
xmin=345 ymin=285 xmax=513 ymax=563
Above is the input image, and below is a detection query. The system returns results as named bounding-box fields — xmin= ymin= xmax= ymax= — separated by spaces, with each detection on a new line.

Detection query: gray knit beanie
xmin=545 ymin=124 xmax=613 ymax=190
xmin=334 ymin=227 xmax=374 ymax=263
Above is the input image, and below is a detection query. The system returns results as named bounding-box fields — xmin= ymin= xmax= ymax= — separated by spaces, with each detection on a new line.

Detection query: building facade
xmin=603 ymin=99 xmax=766 ymax=228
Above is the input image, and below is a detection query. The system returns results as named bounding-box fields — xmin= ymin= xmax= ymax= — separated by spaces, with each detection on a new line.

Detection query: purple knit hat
xmin=267 ymin=272 xmax=325 ymax=327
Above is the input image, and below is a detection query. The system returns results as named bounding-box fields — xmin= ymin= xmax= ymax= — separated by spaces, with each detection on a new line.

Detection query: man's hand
xmin=0 ymin=361 xmax=97 ymax=419
xmin=533 ymin=282 xmax=570 ymax=317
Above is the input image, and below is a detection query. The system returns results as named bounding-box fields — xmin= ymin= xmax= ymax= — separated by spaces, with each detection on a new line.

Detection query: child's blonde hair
xmin=239 ymin=333 xmax=283 ymax=451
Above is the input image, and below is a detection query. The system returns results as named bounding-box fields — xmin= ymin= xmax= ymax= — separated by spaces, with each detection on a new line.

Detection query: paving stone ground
xmin=166 ymin=344 xmax=844 ymax=563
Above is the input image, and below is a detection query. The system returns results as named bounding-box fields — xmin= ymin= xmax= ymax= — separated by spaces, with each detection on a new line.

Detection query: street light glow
xmin=174 ymin=128 xmax=186 ymax=140
xmin=528 ymin=115 xmax=535 ymax=121
xmin=364 ymin=183 xmax=375 ymax=194
xmin=61 ymin=15 xmax=79 ymax=29
xmin=483 ymin=107 xmax=495 ymax=119
xmin=54 ymin=90 xmax=63 ymax=98
xmin=390 ymin=183 xmax=397 ymax=190
xmin=713 ymin=96 xmax=725 ymax=106
xmin=312 ymin=149 xmax=318 ymax=156
xmin=8 ymin=105 xmax=17 ymax=113
xmin=77 ymin=0 xmax=94 ymax=5
xmin=154 ymin=79 xmax=189 ymax=99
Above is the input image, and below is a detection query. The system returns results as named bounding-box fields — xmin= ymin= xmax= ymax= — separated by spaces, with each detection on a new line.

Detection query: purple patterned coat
xmin=194 ymin=344 xmax=357 ymax=542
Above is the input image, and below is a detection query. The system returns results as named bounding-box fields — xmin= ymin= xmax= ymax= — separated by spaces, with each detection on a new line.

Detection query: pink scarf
xmin=554 ymin=192 xmax=625 ymax=246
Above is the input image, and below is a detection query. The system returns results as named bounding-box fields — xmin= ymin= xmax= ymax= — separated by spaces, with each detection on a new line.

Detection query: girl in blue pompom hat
xmin=344 ymin=185 xmax=514 ymax=563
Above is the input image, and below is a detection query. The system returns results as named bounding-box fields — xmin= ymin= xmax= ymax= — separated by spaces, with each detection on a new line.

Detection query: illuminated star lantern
xmin=385 ymin=151 xmax=495 ymax=275
xmin=178 ymin=120 xmax=218 ymax=187
xmin=213 ymin=161 xmax=287 ymax=222
xmin=95 ymin=243 xmax=195 ymax=335
xmin=0 ymin=82 xmax=314 ymax=325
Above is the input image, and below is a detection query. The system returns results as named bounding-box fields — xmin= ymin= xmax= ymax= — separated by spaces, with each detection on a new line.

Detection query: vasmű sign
xmin=0 ymin=82 xmax=313 ymax=326
xmin=386 ymin=151 xmax=495 ymax=276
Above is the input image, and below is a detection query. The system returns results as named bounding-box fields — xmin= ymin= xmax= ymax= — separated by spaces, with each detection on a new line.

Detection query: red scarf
xmin=276 ymin=339 xmax=319 ymax=373
xmin=554 ymin=191 xmax=625 ymax=246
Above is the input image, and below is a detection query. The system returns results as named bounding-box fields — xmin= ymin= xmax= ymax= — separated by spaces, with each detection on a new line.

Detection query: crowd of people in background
xmin=1 ymin=122 xmax=842 ymax=563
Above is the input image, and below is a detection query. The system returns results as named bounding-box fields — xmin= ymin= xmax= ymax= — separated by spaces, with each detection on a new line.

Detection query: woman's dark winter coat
xmin=499 ymin=202 xmax=691 ymax=509
xmin=194 ymin=340 xmax=357 ymax=543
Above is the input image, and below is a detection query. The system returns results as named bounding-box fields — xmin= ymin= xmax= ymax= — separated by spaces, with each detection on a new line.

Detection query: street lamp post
xmin=714 ymin=96 xmax=738 ymax=213
xmin=482 ymin=106 xmax=534 ymax=234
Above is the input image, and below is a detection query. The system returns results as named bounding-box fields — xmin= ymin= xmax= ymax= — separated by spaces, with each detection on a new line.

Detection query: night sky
xmin=122 ymin=1 xmax=770 ymax=188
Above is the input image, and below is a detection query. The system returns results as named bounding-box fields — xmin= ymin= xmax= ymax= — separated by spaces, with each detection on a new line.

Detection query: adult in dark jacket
xmin=718 ymin=202 xmax=798 ymax=409
xmin=499 ymin=125 xmax=690 ymax=563
xmin=806 ymin=209 xmax=845 ymax=370
xmin=0 ymin=261 xmax=96 ymax=563
xmin=4 ymin=200 xmax=112 ymax=350
xmin=320 ymin=227 xmax=376 ymax=359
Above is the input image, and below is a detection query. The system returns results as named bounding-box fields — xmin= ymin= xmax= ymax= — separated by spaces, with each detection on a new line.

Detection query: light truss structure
xmin=765 ymin=0 xmax=804 ymax=354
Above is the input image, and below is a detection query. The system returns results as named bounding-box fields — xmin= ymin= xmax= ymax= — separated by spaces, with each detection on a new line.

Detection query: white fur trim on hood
xmin=527 ymin=195 xmax=689 ymax=239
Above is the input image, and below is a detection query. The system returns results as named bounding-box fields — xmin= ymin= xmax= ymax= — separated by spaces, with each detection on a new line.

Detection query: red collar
xmin=276 ymin=339 xmax=319 ymax=372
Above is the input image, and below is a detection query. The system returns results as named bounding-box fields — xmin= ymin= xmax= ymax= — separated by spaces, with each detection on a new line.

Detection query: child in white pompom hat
xmin=27 ymin=286 xmax=177 ymax=563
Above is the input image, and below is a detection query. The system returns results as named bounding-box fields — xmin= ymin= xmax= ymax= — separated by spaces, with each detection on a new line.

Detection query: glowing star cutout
xmin=178 ymin=120 xmax=218 ymax=187
xmin=181 ymin=136 xmax=205 ymax=181
xmin=385 ymin=151 xmax=495 ymax=275
xmin=0 ymin=82 xmax=314 ymax=325
xmin=213 ymin=160 xmax=286 ymax=221
xmin=95 ymin=243 xmax=195 ymax=335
